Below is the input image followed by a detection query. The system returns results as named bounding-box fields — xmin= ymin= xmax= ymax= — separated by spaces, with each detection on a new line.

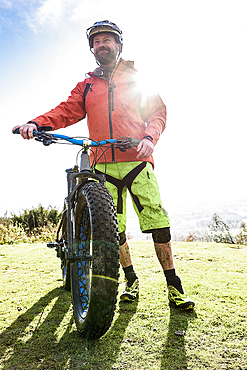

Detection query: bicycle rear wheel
xmin=70 ymin=181 xmax=119 ymax=339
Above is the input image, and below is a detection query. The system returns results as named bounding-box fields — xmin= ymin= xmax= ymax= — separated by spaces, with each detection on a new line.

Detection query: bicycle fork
xmin=64 ymin=151 xmax=105 ymax=261
xmin=66 ymin=167 xmax=77 ymax=261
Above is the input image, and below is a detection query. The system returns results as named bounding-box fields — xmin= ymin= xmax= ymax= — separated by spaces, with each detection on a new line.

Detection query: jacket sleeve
xmin=139 ymin=94 xmax=166 ymax=146
xmin=30 ymin=82 xmax=87 ymax=131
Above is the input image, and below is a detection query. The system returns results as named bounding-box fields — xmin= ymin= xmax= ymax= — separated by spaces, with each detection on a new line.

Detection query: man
xmin=13 ymin=21 xmax=195 ymax=310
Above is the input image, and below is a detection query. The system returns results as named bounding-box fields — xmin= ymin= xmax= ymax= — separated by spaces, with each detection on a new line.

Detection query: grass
xmin=0 ymin=240 xmax=246 ymax=369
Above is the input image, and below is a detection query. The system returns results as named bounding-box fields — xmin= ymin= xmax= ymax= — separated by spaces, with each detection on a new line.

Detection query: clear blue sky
xmin=1 ymin=0 xmax=247 ymax=217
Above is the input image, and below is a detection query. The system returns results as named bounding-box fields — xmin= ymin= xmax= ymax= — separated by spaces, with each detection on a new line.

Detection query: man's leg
xmin=152 ymin=230 xmax=184 ymax=293
xmin=128 ymin=163 xmax=195 ymax=310
xmin=153 ymin=241 xmax=175 ymax=270
xmin=119 ymin=233 xmax=139 ymax=301
xmin=153 ymin=235 xmax=195 ymax=310
xmin=154 ymin=239 xmax=184 ymax=293
xmin=119 ymin=240 xmax=132 ymax=268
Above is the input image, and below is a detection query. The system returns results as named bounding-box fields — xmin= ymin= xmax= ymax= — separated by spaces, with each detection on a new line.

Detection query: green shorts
xmin=95 ymin=161 xmax=170 ymax=234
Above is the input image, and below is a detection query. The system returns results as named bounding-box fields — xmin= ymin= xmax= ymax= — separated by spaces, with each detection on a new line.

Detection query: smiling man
xmin=13 ymin=20 xmax=195 ymax=310
xmin=93 ymin=33 xmax=119 ymax=66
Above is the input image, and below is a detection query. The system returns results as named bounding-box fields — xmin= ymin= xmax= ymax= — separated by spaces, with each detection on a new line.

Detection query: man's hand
xmin=12 ymin=123 xmax=37 ymax=140
xmin=136 ymin=138 xmax=154 ymax=159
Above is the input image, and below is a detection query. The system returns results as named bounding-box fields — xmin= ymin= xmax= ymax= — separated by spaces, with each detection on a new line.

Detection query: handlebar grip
xmin=12 ymin=129 xmax=38 ymax=136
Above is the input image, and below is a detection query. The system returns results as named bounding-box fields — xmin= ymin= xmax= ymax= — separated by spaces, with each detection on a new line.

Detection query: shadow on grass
xmin=161 ymin=304 xmax=197 ymax=370
xmin=0 ymin=287 xmax=72 ymax=369
xmin=81 ymin=298 xmax=139 ymax=369
xmin=0 ymin=288 xmax=138 ymax=370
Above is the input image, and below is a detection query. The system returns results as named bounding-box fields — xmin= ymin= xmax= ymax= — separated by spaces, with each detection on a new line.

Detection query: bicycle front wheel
xmin=70 ymin=181 xmax=119 ymax=339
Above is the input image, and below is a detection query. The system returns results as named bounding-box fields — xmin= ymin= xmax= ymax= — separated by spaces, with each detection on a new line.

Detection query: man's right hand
xmin=12 ymin=123 xmax=37 ymax=140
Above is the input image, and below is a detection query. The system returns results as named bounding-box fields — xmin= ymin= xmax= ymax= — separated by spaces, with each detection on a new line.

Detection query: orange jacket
xmin=31 ymin=59 xmax=166 ymax=166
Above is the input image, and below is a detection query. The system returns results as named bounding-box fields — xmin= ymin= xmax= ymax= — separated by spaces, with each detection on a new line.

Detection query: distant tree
xmin=205 ymin=213 xmax=235 ymax=244
xmin=11 ymin=204 xmax=61 ymax=235
xmin=235 ymin=222 xmax=247 ymax=245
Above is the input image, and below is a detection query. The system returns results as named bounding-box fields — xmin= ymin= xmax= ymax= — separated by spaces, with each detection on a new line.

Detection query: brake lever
xmin=116 ymin=138 xmax=131 ymax=152
xmin=116 ymin=137 xmax=140 ymax=151
xmin=34 ymin=131 xmax=57 ymax=146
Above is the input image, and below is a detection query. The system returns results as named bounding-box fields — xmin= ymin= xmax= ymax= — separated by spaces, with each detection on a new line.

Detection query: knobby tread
xmin=70 ymin=181 xmax=120 ymax=339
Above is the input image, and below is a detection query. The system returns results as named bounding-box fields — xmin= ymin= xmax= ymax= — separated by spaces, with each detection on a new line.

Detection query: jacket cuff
xmin=143 ymin=135 xmax=153 ymax=142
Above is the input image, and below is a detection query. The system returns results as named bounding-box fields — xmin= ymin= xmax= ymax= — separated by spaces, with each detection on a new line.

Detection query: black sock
xmin=164 ymin=269 xmax=184 ymax=294
xmin=123 ymin=265 xmax=138 ymax=287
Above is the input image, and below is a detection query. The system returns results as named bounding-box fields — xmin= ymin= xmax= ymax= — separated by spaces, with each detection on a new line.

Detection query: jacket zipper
xmin=108 ymin=61 xmax=121 ymax=163
xmin=108 ymin=84 xmax=115 ymax=162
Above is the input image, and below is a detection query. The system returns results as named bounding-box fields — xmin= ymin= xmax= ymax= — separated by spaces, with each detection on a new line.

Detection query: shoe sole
xmin=181 ymin=302 xmax=195 ymax=310
xmin=169 ymin=300 xmax=195 ymax=310
xmin=120 ymin=294 xmax=137 ymax=302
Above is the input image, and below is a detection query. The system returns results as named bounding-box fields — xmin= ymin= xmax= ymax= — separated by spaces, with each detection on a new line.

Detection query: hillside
xmin=126 ymin=198 xmax=247 ymax=241
xmin=1 ymin=241 xmax=246 ymax=369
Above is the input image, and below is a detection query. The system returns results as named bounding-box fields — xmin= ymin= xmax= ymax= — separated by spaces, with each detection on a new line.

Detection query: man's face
xmin=93 ymin=32 xmax=119 ymax=66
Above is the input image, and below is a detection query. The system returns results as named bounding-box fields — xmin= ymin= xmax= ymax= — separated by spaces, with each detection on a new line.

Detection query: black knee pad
xmin=119 ymin=231 xmax=127 ymax=246
xmin=152 ymin=227 xmax=171 ymax=243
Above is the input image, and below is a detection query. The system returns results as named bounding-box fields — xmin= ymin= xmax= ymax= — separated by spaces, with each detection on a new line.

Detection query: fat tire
xmin=70 ymin=181 xmax=119 ymax=339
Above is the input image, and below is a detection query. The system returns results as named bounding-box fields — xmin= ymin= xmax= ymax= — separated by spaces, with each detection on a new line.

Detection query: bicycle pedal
xmin=47 ymin=242 xmax=59 ymax=249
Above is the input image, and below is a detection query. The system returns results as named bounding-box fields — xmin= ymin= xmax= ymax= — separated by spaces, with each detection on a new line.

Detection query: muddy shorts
xmin=95 ymin=161 xmax=170 ymax=234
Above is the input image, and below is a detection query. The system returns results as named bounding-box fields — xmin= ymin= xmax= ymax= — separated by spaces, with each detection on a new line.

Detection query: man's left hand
xmin=136 ymin=138 xmax=154 ymax=159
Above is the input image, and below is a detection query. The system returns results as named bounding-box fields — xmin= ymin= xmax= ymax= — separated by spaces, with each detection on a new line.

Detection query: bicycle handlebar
xmin=12 ymin=129 xmax=141 ymax=149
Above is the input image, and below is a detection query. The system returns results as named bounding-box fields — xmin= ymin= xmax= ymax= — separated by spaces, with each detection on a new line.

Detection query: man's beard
xmin=95 ymin=47 xmax=118 ymax=66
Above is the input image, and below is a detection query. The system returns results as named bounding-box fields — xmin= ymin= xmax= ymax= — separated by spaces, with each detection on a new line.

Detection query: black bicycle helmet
xmin=86 ymin=20 xmax=123 ymax=52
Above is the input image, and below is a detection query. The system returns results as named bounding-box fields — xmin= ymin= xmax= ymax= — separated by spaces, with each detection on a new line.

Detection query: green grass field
xmin=0 ymin=241 xmax=246 ymax=369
